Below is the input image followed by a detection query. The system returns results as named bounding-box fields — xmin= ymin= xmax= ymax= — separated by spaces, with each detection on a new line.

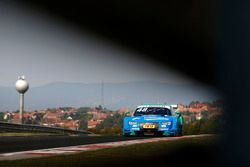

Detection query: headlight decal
xmin=162 ymin=122 xmax=171 ymax=126
xmin=129 ymin=121 xmax=137 ymax=125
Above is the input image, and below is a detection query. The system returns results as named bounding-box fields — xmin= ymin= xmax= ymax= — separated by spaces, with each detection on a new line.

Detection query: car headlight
xmin=129 ymin=121 xmax=137 ymax=125
xmin=162 ymin=122 xmax=171 ymax=125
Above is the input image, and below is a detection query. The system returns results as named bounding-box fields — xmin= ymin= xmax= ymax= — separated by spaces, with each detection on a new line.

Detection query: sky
xmin=0 ymin=2 xmax=222 ymax=111
xmin=0 ymin=2 xmax=208 ymax=89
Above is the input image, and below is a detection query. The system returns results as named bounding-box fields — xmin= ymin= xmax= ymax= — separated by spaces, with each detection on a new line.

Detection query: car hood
xmin=131 ymin=115 xmax=173 ymax=122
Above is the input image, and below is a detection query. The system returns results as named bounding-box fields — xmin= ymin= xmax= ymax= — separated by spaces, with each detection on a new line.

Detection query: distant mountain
xmin=0 ymin=81 xmax=219 ymax=111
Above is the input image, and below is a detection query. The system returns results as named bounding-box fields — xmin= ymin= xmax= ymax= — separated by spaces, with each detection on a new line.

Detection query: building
xmin=42 ymin=112 xmax=60 ymax=126
xmin=56 ymin=120 xmax=79 ymax=130
xmin=118 ymin=107 xmax=128 ymax=115
xmin=87 ymin=119 xmax=99 ymax=129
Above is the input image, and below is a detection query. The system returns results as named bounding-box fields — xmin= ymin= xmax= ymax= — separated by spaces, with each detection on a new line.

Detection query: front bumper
xmin=123 ymin=129 xmax=177 ymax=136
xmin=123 ymin=121 xmax=177 ymax=136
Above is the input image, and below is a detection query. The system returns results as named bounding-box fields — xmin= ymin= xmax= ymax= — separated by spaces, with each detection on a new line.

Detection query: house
xmin=87 ymin=119 xmax=99 ymax=129
xmin=42 ymin=111 xmax=61 ymax=126
xmin=68 ymin=108 xmax=77 ymax=114
xmin=56 ymin=120 xmax=79 ymax=130
xmin=95 ymin=112 xmax=108 ymax=120
xmin=118 ymin=107 xmax=128 ymax=115
xmin=3 ymin=112 xmax=11 ymax=120
xmin=11 ymin=112 xmax=32 ymax=124
xmin=88 ymin=107 xmax=108 ymax=120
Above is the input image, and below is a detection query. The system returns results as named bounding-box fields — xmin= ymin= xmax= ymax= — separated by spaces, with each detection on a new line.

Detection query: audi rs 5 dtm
xmin=123 ymin=104 xmax=183 ymax=136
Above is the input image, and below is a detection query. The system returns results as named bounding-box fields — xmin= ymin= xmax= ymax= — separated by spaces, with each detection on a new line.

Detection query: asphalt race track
xmin=0 ymin=135 xmax=148 ymax=154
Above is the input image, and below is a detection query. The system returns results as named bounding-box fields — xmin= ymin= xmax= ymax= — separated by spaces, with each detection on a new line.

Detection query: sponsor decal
xmin=144 ymin=117 xmax=169 ymax=121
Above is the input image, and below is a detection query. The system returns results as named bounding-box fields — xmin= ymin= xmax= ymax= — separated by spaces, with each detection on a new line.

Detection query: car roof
xmin=136 ymin=104 xmax=171 ymax=109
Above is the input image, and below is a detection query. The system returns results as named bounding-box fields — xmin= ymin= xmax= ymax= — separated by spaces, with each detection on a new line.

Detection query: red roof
xmin=12 ymin=113 xmax=31 ymax=119
xmin=88 ymin=120 xmax=98 ymax=126
xmin=118 ymin=107 xmax=128 ymax=115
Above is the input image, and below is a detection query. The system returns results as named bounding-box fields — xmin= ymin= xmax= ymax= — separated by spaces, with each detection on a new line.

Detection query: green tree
xmin=79 ymin=119 xmax=88 ymax=130
xmin=201 ymin=110 xmax=209 ymax=121
xmin=95 ymin=112 xmax=125 ymax=135
xmin=189 ymin=101 xmax=200 ymax=107
xmin=0 ymin=112 xmax=4 ymax=121
xmin=77 ymin=107 xmax=90 ymax=113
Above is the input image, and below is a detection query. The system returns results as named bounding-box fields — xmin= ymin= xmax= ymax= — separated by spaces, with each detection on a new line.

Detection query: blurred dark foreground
xmin=0 ymin=136 xmax=220 ymax=167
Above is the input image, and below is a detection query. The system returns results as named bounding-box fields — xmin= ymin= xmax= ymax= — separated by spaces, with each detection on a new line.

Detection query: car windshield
xmin=133 ymin=107 xmax=171 ymax=116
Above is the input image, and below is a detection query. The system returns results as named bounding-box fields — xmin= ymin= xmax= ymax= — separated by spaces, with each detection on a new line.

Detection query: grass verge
xmin=0 ymin=136 xmax=219 ymax=167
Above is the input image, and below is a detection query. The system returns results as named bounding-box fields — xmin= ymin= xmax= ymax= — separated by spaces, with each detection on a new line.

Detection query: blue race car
xmin=123 ymin=104 xmax=183 ymax=136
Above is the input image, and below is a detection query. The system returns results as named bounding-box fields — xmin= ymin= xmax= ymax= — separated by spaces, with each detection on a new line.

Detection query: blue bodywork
xmin=123 ymin=105 xmax=182 ymax=136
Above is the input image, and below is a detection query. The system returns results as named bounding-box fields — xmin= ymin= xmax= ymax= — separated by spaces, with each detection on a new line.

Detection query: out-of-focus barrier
xmin=0 ymin=121 xmax=91 ymax=135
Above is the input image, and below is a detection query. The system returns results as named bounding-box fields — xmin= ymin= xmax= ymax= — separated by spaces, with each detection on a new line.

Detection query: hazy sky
xmin=0 ymin=2 xmax=202 ymax=88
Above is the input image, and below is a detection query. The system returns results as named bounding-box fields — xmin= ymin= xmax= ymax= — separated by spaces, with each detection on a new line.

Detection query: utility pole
xmin=101 ymin=80 xmax=104 ymax=109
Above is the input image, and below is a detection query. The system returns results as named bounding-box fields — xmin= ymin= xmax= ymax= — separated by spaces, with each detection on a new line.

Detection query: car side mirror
xmin=175 ymin=111 xmax=181 ymax=116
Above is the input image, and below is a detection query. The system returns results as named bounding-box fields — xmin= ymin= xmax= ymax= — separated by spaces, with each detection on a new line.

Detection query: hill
xmin=0 ymin=81 xmax=219 ymax=111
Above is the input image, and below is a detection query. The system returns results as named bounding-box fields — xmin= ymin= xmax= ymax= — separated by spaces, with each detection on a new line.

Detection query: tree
xmin=0 ymin=112 xmax=4 ymax=121
xmin=189 ymin=101 xmax=200 ymax=107
xmin=95 ymin=112 xmax=125 ymax=135
xmin=77 ymin=107 xmax=90 ymax=113
xmin=201 ymin=110 xmax=209 ymax=121
xmin=79 ymin=119 xmax=88 ymax=130
xmin=96 ymin=105 xmax=103 ymax=110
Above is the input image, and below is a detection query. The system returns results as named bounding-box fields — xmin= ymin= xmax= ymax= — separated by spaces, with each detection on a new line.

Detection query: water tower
xmin=15 ymin=76 xmax=29 ymax=124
